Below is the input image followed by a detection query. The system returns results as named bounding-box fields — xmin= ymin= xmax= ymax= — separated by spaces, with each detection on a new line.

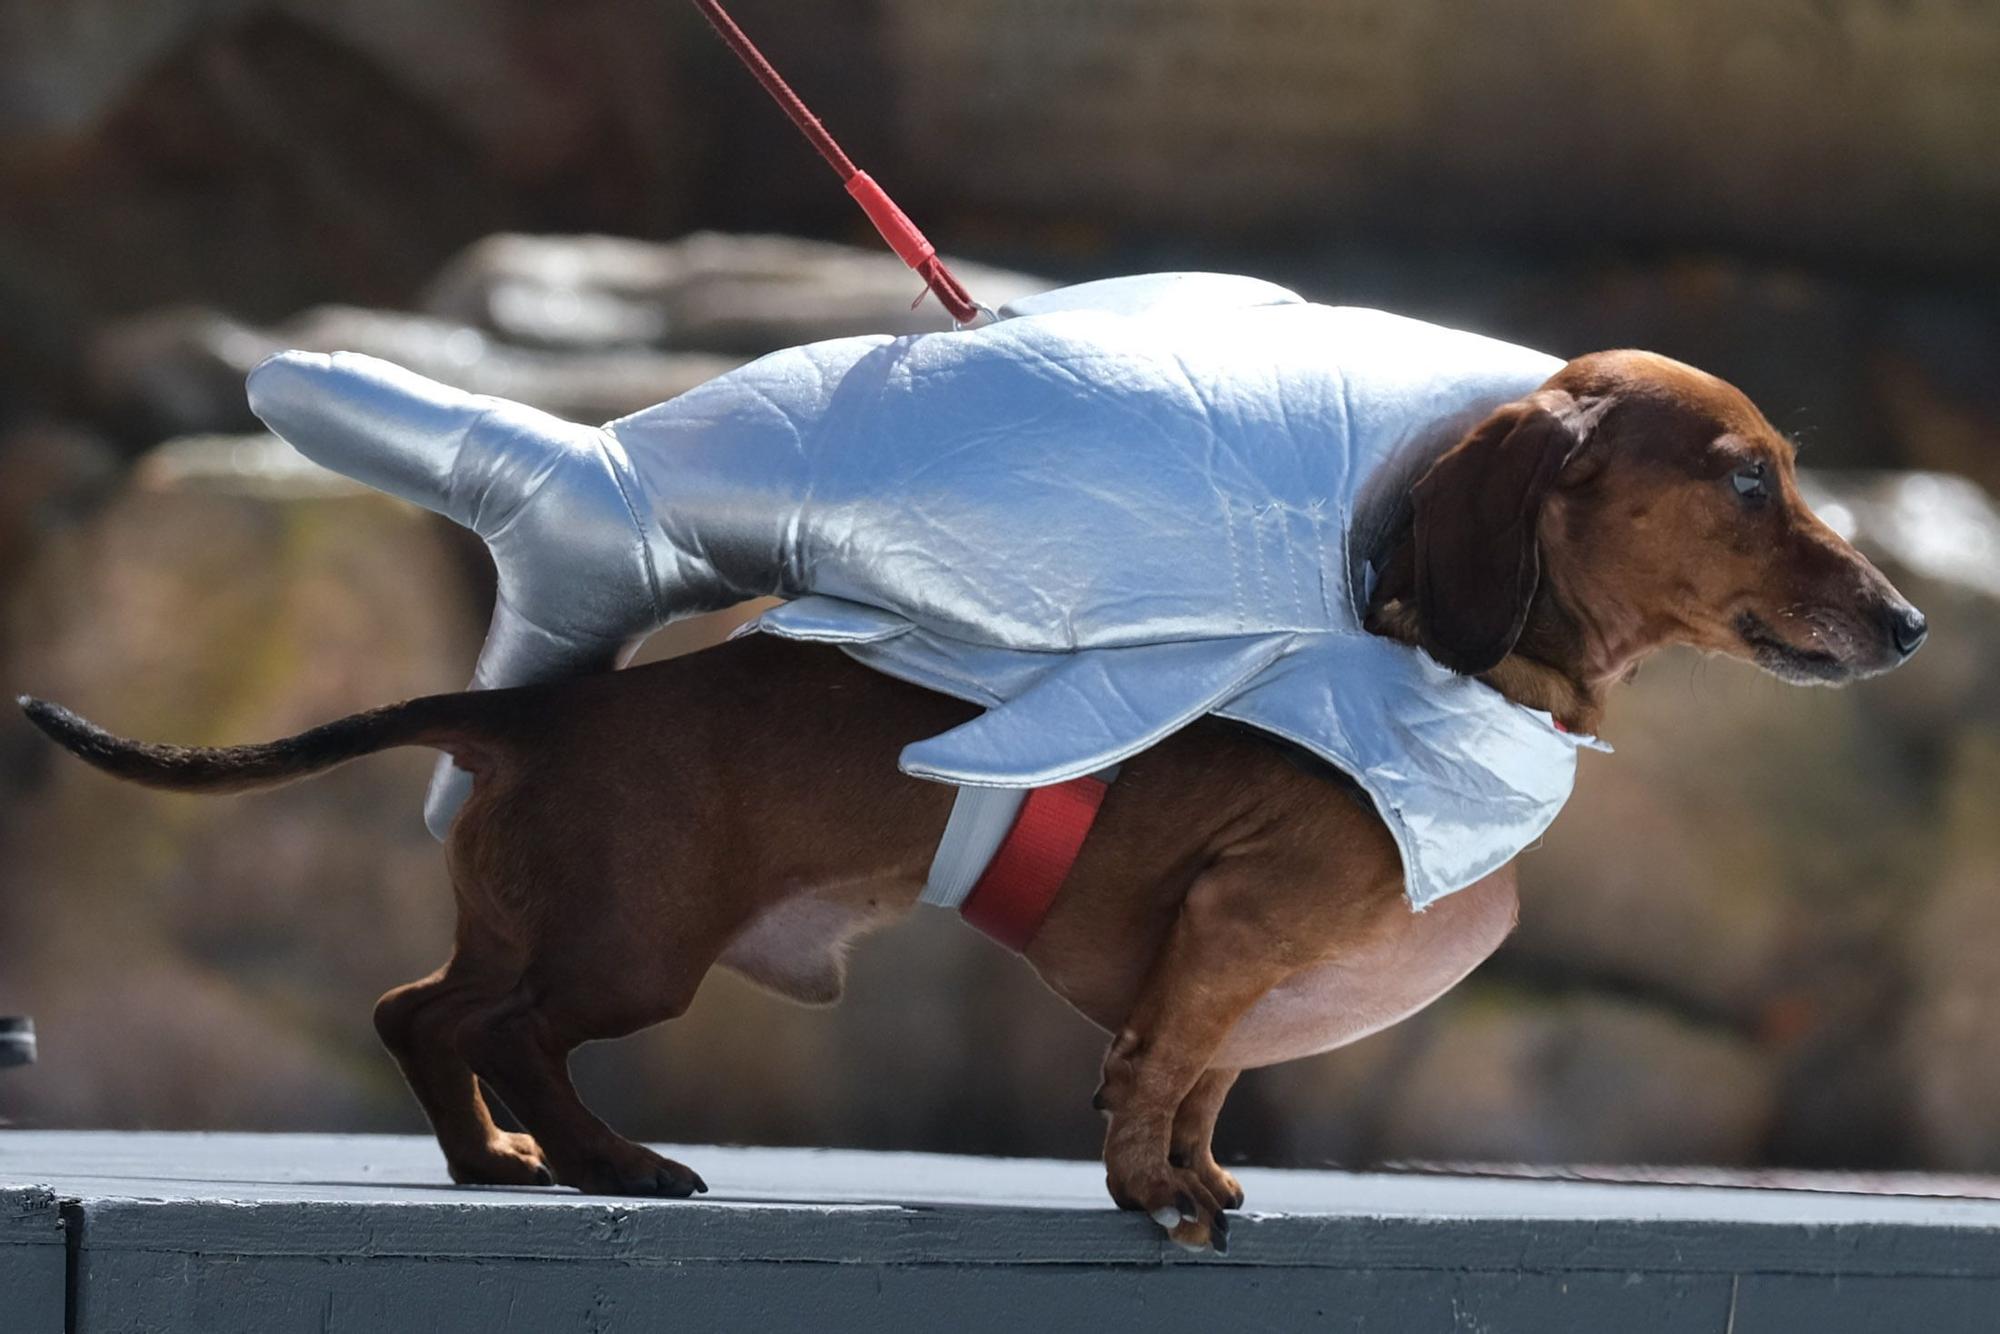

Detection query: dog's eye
xmin=1731 ymin=462 xmax=1769 ymax=503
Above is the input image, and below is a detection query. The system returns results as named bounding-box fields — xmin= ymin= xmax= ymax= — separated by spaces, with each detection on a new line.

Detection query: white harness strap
xmin=920 ymin=764 xmax=1124 ymax=911
xmin=920 ymin=785 xmax=1028 ymax=909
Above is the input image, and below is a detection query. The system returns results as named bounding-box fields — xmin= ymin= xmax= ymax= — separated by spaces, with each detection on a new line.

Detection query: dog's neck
xmin=1481 ymin=592 xmax=1621 ymax=735
xmin=1365 ymin=536 xmax=1635 ymax=736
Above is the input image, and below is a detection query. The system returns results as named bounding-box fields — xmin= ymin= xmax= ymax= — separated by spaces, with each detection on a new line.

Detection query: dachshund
xmin=19 ymin=349 xmax=1925 ymax=1252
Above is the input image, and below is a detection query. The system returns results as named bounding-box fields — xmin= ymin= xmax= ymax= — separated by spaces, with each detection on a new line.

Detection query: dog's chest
xmin=1214 ymin=871 xmax=1519 ymax=1069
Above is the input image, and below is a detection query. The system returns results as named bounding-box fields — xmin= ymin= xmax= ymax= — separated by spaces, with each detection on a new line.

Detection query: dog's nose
xmin=1889 ymin=603 xmax=1929 ymax=658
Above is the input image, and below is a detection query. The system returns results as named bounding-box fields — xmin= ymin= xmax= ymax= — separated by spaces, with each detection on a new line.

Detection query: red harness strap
xmin=959 ymin=776 xmax=1110 ymax=952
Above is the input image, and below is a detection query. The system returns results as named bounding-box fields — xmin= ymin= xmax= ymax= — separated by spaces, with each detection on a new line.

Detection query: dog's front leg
xmin=1169 ymin=1068 xmax=1243 ymax=1212
xmin=1094 ymin=856 xmax=1325 ymax=1252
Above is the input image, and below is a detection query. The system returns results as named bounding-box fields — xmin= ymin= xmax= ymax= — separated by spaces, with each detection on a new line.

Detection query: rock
xmin=85 ymin=307 xmax=272 ymax=443
xmin=90 ymin=303 xmax=742 ymax=435
xmin=129 ymin=433 xmax=378 ymax=500
xmin=87 ymin=233 xmax=1051 ymax=438
xmin=421 ymin=231 xmax=1049 ymax=353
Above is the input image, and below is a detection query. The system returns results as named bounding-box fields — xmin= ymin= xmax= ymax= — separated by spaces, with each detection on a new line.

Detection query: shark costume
xmin=246 ymin=273 xmax=1606 ymax=912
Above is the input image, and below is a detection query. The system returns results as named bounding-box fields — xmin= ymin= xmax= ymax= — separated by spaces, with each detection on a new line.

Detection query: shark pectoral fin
xmin=897 ymin=635 xmax=1294 ymax=787
xmin=744 ymin=596 xmax=917 ymax=644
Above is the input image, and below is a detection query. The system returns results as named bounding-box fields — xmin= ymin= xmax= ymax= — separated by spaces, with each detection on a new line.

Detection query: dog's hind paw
xmin=565 ymin=1143 xmax=709 ymax=1198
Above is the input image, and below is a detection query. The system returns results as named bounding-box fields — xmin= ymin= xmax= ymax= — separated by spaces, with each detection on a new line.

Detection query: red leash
xmin=695 ymin=1 xmax=1104 ymax=953
xmin=691 ymin=0 xmax=982 ymax=325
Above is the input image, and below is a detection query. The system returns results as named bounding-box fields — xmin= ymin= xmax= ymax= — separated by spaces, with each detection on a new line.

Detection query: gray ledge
xmin=6 ymin=1132 xmax=2000 ymax=1331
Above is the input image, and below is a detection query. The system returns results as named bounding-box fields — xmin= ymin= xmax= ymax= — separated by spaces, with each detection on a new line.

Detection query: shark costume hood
xmin=247 ymin=273 xmax=1605 ymax=909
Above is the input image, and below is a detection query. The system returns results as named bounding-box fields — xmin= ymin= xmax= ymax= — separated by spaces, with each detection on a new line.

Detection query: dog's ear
xmin=1411 ymin=389 xmax=1601 ymax=676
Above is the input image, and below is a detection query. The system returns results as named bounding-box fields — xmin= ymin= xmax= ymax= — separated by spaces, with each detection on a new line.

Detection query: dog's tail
xmin=16 ymin=693 xmax=494 ymax=795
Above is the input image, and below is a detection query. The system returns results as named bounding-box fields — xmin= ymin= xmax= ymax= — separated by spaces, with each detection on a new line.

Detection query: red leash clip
xmin=691 ymin=0 xmax=983 ymax=325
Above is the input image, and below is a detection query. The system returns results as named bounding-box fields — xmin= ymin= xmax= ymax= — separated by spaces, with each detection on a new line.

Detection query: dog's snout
xmin=1888 ymin=602 xmax=1929 ymax=658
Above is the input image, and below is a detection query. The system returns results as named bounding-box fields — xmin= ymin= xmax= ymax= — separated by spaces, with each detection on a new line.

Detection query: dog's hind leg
xmin=448 ymin=852 xmax=732 ymax=1197
xmin=374 ymin=958 xmax=553 ymax=1188
xmin=456 ymin=986 xmax=710 ymax=1198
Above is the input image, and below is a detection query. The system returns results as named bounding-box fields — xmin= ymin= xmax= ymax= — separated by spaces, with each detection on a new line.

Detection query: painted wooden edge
xmin=59 ymin=1195 xmax=2000 ymax=1279
xmin=0 ymin=1188 xmax=69 ymax=1334
xmin=1 ymin=1186 xmax=64 ymax=1245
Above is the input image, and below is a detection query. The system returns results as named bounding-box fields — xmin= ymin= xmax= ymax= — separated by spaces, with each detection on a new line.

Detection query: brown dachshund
xmin=20 ymin=349 xmax=1924 ymax=1251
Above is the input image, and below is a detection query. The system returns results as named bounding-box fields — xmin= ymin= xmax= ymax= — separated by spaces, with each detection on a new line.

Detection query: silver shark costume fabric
xmin=246 ymin=272 xmax=1605 ymax=909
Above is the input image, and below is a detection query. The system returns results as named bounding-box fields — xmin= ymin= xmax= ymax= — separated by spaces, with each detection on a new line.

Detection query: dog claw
xmin=1211 ymin=1209 xmax=1230 ymax=1254
xmin=532 ymin=1164 xmax=555 ymax=1187
xmin=1150 ymin=1206 xmax=1182 ymax=1229
xmin=655 ymin=1169 xmax=701 ymax=1198
xmin=1175 ymin=1191 xmax=1197 ymax=1222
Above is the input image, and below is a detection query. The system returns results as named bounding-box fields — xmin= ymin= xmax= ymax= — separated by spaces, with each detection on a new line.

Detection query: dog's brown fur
xmin=21 ymin=350 xmax=1923 ymax=1251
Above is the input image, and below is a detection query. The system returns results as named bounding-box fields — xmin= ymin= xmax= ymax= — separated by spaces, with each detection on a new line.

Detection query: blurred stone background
xmin=1 ymin=0 xmax=1996 ymax=1175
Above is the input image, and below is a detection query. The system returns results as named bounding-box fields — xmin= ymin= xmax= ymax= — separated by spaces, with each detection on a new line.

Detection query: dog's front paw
xmin=1106 ymin=1158 xmax=1234 ymax=1255
xmin=1169 ymin=1144 xmax=1245 ymax=1213
xmin=564 ymin=1143 xmax=709 ymax=1198
xmin=449 ymin=1131 xmax=555 ymax=1188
